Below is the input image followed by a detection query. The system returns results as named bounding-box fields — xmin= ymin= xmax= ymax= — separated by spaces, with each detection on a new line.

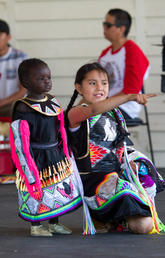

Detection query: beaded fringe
xmin=16 ymin=157 xmax=72 ymax=191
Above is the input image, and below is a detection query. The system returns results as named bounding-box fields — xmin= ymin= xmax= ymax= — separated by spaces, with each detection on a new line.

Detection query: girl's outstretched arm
xmin=68 ymin=93 xmax=156 ymax=128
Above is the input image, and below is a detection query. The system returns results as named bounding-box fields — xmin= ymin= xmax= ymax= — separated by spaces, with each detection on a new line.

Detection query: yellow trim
xmin=16 ymin=160 xmax=72 ymax=190
xmin=25 ymin=95 xmax=48 ymax=102
xmin=19 ymin=99 xmax=61 ymax=116
xmin=79 ymin=172 xmax=90 ymax=174
xmin=77 ymin=119 xmax=90 ymax=159
xmin=148 ymin=227 xmax=158 ymax=234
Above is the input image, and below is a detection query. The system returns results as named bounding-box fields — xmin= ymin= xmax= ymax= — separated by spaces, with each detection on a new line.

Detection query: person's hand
xmin=130 ymin=93 xmax=157 ymax=105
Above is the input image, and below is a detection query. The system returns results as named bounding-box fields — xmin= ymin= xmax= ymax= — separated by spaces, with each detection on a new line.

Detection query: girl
xmin=65 ymin=62 xmax=165 ymax=234
xmin=9 ymin=58 xmax=82 ymax=237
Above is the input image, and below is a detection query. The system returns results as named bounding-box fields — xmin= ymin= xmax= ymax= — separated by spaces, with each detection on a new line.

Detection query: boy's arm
xmin=0 ymin=83 xmax=27 ymax=108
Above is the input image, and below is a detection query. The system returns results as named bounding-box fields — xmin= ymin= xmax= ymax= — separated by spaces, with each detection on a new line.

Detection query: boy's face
xmin=0 ymin=32 xmax=11 ymax=56
xmin=26 ymin=64 xmax=52 ymax=96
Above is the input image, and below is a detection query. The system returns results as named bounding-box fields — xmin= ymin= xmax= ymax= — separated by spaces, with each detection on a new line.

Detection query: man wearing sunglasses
xmin=99 ymin=9 xmax=150 ymax=122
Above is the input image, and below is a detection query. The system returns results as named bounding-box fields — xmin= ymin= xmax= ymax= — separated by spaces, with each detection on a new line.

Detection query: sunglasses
xmin=103 ymin=22 xmax=119 ymax=28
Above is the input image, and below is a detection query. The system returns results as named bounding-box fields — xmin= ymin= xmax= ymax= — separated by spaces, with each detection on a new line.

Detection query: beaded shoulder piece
xmin=18 ymin=95 xmax=62 ymax=116
xmin=108 ymin=108 xmax=127 ymax=130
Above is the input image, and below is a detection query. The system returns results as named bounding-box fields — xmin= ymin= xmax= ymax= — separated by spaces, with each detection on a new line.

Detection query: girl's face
xmin=76 ymin=70 xmax=109 ymax=104
xmin=26 ymin=64 xmax=52 ymax=98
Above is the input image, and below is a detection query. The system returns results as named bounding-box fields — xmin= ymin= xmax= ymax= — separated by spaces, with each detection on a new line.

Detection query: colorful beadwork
xmin=89 ymin=140 xmax=110 ymax=167
xmin=18 ymin=174 xmax=82 ymax=222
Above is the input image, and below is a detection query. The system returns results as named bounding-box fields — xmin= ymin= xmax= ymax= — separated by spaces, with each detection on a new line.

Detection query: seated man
xmin=0 ymin=19 xmax=28 ymax=117
xmin=99 ymin=8 xmax=150 ymax=123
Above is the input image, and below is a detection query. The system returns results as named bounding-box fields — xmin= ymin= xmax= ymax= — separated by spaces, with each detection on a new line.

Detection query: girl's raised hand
xmin=132 ymin=93 xmax=157 ymax=105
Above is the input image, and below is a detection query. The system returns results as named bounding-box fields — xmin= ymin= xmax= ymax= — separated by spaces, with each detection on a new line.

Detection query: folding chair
xmin=124 ymin=87 xmax=155 ymax=164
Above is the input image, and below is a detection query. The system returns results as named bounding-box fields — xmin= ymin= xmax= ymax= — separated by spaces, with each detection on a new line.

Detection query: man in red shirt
xmin=99 ymin=8 xmax=150 ymax=121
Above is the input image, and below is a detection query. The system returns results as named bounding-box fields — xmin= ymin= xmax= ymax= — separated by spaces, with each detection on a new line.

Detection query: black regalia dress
xmin=68 ymin=108 xmax=165 ymax=225
xmin=10 ymin=95 xmax=81 ymax=222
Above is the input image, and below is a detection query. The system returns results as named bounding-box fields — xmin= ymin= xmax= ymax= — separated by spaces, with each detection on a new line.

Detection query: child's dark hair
xmin=108 ymin=8 xmax=132 ymax=37
xmin=18 ymin=58 xmax=48 ymax=86
xmin=0 ymin=19 xmax=10 ymax=35
xmin=74 ymin=62 xmax=109 ymax=85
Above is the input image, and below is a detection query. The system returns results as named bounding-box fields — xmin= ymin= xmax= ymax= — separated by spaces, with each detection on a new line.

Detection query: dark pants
xmin=31 ymin=217 xmax=59 ymax=226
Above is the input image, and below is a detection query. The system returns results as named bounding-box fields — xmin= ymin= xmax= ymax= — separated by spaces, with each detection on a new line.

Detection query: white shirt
xmin=99 ymin=40 xmax=150 ymax=118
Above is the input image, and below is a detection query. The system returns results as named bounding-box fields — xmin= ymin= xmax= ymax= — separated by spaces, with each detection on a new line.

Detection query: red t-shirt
xmin=99 ymin=40 xmax=150 ymax=118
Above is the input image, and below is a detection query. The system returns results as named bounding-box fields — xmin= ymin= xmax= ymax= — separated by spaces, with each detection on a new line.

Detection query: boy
xmin=0 ymin=19 xmax=28 ymax=117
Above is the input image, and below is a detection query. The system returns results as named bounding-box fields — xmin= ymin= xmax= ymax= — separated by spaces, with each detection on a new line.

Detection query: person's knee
xmin=127 ymin=216 xmax=153 ymax=234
